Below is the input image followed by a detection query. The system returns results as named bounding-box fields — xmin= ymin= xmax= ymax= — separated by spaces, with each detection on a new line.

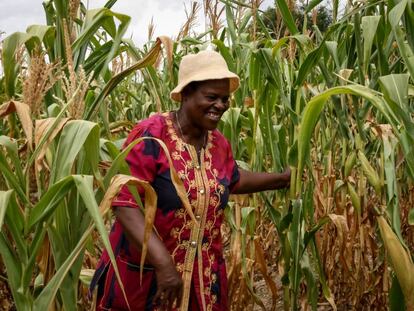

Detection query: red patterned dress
xmin=90 ymin=112 xmax=240 ymax=310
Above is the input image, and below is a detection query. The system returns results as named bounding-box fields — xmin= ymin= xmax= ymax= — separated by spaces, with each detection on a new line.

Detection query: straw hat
xmin=170 ymin=50 xmax=240 ymax=102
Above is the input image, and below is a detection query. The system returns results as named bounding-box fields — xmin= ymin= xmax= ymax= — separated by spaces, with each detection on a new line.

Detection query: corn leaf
xmin=0 ymin=101 xmax=33 ymax=147
xmin=50 ymin=120 xmax=100 ymax=183
xmin=297 ymin=85 xmax=399 ymax=193
xmin=362 ymin=16 xmax=381 ymax=75
xmin=389 ymin=0 xmax=414 ymax=80
xmin=85 ymin=38 xmax=161 ymax=120
xmin=275 ymin=0 xmax=299 ymax=35
xmin=1 ymin=33 xmax=39 ymax=98
xmin=377 ymin=216 xmax=414 ymax=308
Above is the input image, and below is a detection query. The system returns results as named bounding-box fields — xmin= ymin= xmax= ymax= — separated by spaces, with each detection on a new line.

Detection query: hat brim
xmin=170 ymin=71 xmax=240 ymax=102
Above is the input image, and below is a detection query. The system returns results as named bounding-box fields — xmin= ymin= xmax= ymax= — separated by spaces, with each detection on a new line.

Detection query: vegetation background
xmin=0 ymin=0 xmax=413 ymax=310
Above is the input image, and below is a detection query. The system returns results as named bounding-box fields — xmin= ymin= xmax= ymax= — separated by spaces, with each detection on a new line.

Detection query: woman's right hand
xmin=153 ymin=260 xmax=183 ymax=310
xmin=114 ymin=207 xmax=183 ymax=310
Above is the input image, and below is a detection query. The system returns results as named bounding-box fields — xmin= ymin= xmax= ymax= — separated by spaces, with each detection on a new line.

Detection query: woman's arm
xmin=232 ymin=168 xmax=291 ymax=194
xmin=114 ymin=207 xmax=183 ymax=309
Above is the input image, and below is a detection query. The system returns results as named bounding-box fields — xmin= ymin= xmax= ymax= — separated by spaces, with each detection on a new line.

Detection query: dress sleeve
xmin=112 ymin=122 xmax=160 ymax=209
xmin=226 ymin=140 xmax=240 ymax=194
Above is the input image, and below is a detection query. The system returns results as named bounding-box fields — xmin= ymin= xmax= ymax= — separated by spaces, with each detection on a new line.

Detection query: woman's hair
xmin=181 ymin=81 xmax=201 ymax=98
xmin=180 ymin=79 xmax=230 ymax=100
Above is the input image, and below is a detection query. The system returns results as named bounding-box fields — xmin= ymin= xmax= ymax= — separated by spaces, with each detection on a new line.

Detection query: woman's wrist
xmin=276 ymin=168 xmax=291 ymax=189
xmin=147 ymin=239 xmax=174 ymax=270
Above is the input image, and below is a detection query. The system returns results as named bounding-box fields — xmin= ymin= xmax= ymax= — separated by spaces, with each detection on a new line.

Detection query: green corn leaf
xmin=0 ymin=136 xmax=25 ymax=186
xmin=294 ymin=25 xmax=340 ymax=88
xmin=85 ymin=38 xmax=161 ymax=120
xmin=33 ymin=223 xmax=93 ymax=310
xmin=0 ymin=190 xmax=13 ymax=230
xmin=248 ymin=51 xmax=262 ymax=91
xmin=29 ymin=176 xmax=75 ymax=228
xmin=0 ymin=190 xmax=30 ymax=310
xmin=332 ymin=0 xmax=339 ymax=22
xmin=302 ymin=254 xmax=318 ymax=310
xmin=50 ymin=120 xmax=100 ymax=184
xmin=325 ymin=41 xmax=340 ymax=69
xmin=377 ymin=216 xmax=414 ymax=308
xmin=358 ymin=151 xmax=382 ymax=195
xmin=0 ymin=234 xmax=27 ymax=310
xmin=1 ymin=32 xmax=39 ymax=98
xmin=294 ymin=43 xmax=325 ymax=88
xmin=379 ymin=74 xmax=410 ymax=108
xmin=347 ymin=182 xmax=361 ymax=218
xmin=305 ymin=0 xmax=324 ymax=13
xmin=225 ymin=1 xmax=237 ymax=43
xmin=390 ymin=275 xmax=406 ymax=311
xmin=288 ymin=199 xmax=303 ymax=300
xmin=73 ymin=7 xmax=130 ymax=59
xmin=259 ymin=48 xmax=282 ymax=88
xmin=362 ymin=16 xmax=381 ymax=75
xmin=239 ymin=9 xmax=253 ymax=33
xmin=381 ymin=131 xmax=405 ymax=243
xmin=212 ymin=39 xmax=236 ymax=72
xmin=344 ymin=151 xmax=356 ymax=178
xmin=26 ymin=25 xmax=56 ymax=51
xmin=389 ymin=0 xmax=414 ymax=80
xmin=33 ymin=175 xmax=127 ymax=310
xmin=0 ymin=149 xmax=28 ymax=206
xmin=275 ymin=0 xmax=299 ymax=35
xmin=297 ymin=85 xmax=399 ymax=193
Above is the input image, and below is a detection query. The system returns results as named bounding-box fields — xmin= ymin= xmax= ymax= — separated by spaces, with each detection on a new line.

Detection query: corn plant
xmin=0 ymin=0 xmax=164 ymax=309
xmin=1 ymin=0 xmax=414 ymax=310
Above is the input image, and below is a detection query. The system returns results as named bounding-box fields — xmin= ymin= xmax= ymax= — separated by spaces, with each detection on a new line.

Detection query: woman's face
xmin=181 ymin=79 xmax=230 ymax=132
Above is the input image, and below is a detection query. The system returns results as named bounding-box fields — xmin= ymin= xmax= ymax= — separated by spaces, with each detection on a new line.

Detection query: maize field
xmin=0 ymin=0 xmax=414 ymax=310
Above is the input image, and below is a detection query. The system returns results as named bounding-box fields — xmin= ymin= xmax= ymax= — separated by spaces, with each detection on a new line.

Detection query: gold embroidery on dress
xmin=164 ymin=112 xmax=232 ymax=310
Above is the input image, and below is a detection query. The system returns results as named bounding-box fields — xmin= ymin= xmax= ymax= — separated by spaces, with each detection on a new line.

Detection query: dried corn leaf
xmin=328 ymin=214 xmax=348 ymax=247
xmin=338 ymin=69 xmax=353 ymax=85
xmin=0 ymin=100 xmax=33 ymax=147
xmin=100 ymin=137 xmax=196 ymax=281
xmin=34 ymin=118 xmax=70 ymax=172
xmin=36 ymin=234 xmax=55 ymax=287
xmin=141 ymin=137 xmax=195 ymax=223
xmin=254 ymin=238 xmax=278 ymax=309
xmin=158 ymin=36 xmax=174 ymax=76
xmin=97 ymin=174 xmax=156 ymax=282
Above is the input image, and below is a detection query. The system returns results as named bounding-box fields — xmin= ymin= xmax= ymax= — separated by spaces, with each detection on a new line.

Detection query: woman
xmin=90 ymin=50 xmax=290 ymax=311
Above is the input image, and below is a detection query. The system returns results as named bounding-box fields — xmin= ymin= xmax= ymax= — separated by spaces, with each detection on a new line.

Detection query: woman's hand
xmin=233 ymin=168 xmax=291 ymax=194
xmin=114 ymin=207 xmax=183 ymax=309
xmin=280 ymin=167 xmax=291 ymax=188
xmin=153 ymin=260 xmax=183 ymax=310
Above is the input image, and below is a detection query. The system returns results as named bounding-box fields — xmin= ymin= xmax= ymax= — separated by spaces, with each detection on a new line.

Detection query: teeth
xmin=207 ymin=112 xmax=221 ymax=120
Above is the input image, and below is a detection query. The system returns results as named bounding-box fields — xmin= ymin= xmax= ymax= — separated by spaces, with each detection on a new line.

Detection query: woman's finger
xmin=165 ymin=289 xmax=175 ymax=311
xmin=153 ymin=287 xmax=165 ymax=308
xmin=176 ymin=284 xmax=183 ymax=308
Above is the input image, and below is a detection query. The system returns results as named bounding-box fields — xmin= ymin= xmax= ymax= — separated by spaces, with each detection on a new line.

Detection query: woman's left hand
xmin=280 ymin=167 xmax=291 ymax=188
xmin=232 ymin=168 xmax=291 ymax=194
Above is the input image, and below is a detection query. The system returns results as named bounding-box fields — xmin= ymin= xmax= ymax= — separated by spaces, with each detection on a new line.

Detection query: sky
xmin=0 ymin=0 xmax=274 ymax=47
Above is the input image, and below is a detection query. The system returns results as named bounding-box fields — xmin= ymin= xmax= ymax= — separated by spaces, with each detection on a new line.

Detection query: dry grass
xmin=148 ymin=17 xmax=155 ymax=42
xmin=204 ymin=0 xmax=225 ymax=38
xmin=177 ymin=2 xmax=200 ymax=41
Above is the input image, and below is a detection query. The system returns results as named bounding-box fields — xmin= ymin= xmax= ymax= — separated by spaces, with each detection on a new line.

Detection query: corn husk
xmin=377 ymin=216 xmax=414 ymax=309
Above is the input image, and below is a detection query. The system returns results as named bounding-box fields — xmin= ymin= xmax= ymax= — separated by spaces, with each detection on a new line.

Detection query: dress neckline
xmin=165 ymin=111 xmax=211 ymax=151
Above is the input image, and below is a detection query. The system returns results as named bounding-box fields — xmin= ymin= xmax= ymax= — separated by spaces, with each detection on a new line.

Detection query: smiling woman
xmin=89 ymin=50 xmax=290 ymax=311
xmin=176 ymin=79 xmax=231 ymax=148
